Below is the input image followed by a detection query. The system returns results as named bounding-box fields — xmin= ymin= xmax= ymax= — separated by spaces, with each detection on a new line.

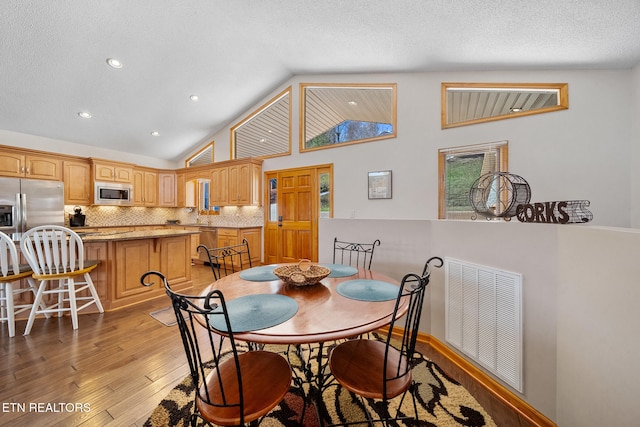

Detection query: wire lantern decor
xmin=469 ymin=172 xmax=532 ymax=220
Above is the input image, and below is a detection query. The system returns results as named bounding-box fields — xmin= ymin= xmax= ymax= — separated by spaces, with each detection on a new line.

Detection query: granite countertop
xmin=79 ymin=229 xmax=200 ymax=242
xmin=9 ymin=228 xmax=200 ymax=243
xmin=181 ymin=224 xmax=261 ymax=229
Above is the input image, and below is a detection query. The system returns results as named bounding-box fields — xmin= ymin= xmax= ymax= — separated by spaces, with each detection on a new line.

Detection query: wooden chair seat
xmin=2 ymin=264 xmax=34 ymax=281
xmin=30 ymin=259 xmax=99 ymax=280
xmin=329 ymin=339 xmax=411 ymax=399
xmin=197 ymin=351 xmax=292 ymax=426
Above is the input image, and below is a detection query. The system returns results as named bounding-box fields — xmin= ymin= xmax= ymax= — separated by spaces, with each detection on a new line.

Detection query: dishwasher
xmin=198 ymin=227 xmax=218 ymax=264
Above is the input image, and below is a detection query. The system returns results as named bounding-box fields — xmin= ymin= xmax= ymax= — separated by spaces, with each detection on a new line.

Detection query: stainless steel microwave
xmin=94 ymin=181 xmax=133 ymax=205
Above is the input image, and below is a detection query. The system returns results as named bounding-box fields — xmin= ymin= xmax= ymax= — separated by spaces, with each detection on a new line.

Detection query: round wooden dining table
xmin=199 ymin=264 xmax=407 ymax=345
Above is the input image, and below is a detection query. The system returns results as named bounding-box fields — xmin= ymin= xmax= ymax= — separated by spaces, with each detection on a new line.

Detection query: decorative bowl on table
xmin=273 ymin=259 xmax=331 ymax=286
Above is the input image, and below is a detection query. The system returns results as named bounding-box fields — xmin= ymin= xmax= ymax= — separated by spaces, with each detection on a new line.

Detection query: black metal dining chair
xmin=333 ymin=237 xmax=381 ymax=270
xmin=197 ymin=239 xmax=252 ymax=281
xmin=141 ymin=271 xmax=292 ymax=427
xmin=326 ymin=256 xmax=443 ymax=426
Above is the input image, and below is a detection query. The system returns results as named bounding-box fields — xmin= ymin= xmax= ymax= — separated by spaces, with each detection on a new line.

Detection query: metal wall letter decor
xmin=515 ymin=200 xmax=592 ymax=224
xmin=469 ymin=172 xmax=593 ymax=224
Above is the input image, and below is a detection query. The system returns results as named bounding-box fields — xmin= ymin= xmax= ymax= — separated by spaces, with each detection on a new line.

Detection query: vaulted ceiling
xmin=2 ymin=1 xmax=640 ymax=162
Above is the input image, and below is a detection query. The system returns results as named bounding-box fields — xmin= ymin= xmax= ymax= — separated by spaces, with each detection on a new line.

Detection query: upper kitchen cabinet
xmin=176 ymin=172 xmax=188 ymax=208
xmin=209 ymin=158 xmax=262 ymax=207
xmin=157 ymin=171 xmax=177 ymax=207
xmin=229 ymin=161 xmax=261 ymax=206
xmin=63 ymin=159 xmax=92 ymax=204
xmin=210 ymin=166 xmax=229 ymax=206
xmin=178 ymin=158 xmax=262 ymax=208
xmin=91 ymin=159 xmax=134 ymax=183
xmin=0 ymin=147 xmax=62 ymax=180
xmin=133 ymin=168 xmax=157 ymax=206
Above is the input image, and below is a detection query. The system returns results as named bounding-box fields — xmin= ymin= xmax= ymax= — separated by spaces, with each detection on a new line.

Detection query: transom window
xmin=438 ymin=141 xmax=508 ymax=220
xmin=231 ymin=87 xmax=291 ymax=159
xmin=185 ymin=142 xmax=213 ymax=167
xmin=300 ymin=83 xmax=397 ymax=152
xmin=442 ymin=83 xmax=568 ymax=129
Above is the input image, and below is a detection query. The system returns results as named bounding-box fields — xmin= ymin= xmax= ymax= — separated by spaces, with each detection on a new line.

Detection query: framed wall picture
xmin=368 ymin=170 xmax=392 ymax=199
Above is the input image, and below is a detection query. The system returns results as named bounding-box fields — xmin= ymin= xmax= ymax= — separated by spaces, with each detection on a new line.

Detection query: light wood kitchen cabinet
xmin=191 ymin=232 xmax=201 ymax=261
xmin=210 ymin=166 xmax=229 ymax=206
xmin=0 ymin=148 xmax=62 ymax=180
xmin=84 ymin=242 xmax=109 ymax=301
xmin=133 ymin=168 xmax=157 ymax=206
xmin=158 ymin=171 xmax=176 ymax=207
xmin=175 ymin=158 xmax=262 ymax=208
xmin=167 ymin=225 xmax=201 ymax=262
xmin=176 ymin=172 xmax=187 ymax=207
xmin=216 ymin=227 xmax=236 ymax=248
xmin=113 ymin=234 xmax=191 ymax=303
xmin=209 ymin=159 xmax=262 ymax=207
xmin=217 ymin=227 xmax=262 ymax=267
xmin=229 ymin=162 xmax=261 ymax=206
xmin=92 ymin=159 xmax=134 ymax=183
xmin=63 ymin=159 xmax=92 ymax=204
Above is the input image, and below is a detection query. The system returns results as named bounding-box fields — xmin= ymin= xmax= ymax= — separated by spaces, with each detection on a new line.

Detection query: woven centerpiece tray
xmin=273 ymin=259 xmax=331 ymax=286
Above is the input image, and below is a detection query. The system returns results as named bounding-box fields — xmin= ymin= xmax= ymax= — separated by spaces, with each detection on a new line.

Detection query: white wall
xmin=0 ymin=129 xmax=178 ymax=170
xmin=430 ymin=220 xmax=558 ymax=419
xmin=631 ymin=67 xmax=640 ymax=228
xmin=556 ymin=225 xmax=640 ymax=426
xmin=205 ymin=69 xmax=633 ymax=228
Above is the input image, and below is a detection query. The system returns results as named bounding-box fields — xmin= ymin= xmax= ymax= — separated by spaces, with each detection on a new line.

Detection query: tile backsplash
xmin=65 ymin=205 xmax=264 ymax=228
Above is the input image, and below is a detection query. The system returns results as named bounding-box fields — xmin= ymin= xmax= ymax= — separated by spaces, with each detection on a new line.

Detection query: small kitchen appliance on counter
xmin=69 ymin=206 xmax=86 ymax=227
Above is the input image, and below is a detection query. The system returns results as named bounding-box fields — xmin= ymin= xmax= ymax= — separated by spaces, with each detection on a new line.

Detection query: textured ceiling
xmin=1 ymin=0 xmax=640 ymax=162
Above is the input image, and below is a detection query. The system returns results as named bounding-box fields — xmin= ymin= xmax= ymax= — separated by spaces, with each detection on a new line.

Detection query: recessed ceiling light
xmin=106 ymin=58 xmax=123 ymax=69
xmin=347 ymin=101 xmax=358 ymax=106
xmin=78 ymin=112 xmax=92 ymax=119
xmin=190 ymin=95 xmax=199 ymax=102
xmin=259 ymin=138 xmax=267 ymax=143
xmin=151 ymin=131 xmax=160 ymax=136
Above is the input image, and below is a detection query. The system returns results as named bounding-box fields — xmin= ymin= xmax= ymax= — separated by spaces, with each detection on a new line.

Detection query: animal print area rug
xmin=144 ymin=343 xmax=496 ymax=427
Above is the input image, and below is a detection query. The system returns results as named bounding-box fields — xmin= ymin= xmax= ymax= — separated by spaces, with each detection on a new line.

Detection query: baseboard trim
xmin=419 ymin=332 xmax=556 ymax=427
xmin=382 ymin=327 xmax=555 ymax=427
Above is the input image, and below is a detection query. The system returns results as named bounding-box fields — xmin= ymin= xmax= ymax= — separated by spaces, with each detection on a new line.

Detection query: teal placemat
xmin=320 ymin=263 xmax=358 ymax=278
xmin=336 ymin=279 xmax=399 ymax=302
xmin=239 ymin=265 xmax=278 ymax=281
xmin=209 ymin=294 xmax=298 ymax=332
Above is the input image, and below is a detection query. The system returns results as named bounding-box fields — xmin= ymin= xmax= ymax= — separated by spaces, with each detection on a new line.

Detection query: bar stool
xmin=0 ymin=231 xmax=42 ymax=337
xmin=20 ymin=225 xmax=104 ymax=334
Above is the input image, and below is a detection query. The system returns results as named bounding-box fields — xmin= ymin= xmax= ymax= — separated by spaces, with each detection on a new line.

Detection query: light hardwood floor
xmin=0 ymin=264 xmax=532 ymax=426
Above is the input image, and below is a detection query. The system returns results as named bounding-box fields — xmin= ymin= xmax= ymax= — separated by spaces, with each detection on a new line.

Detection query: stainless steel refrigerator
xmin=0 ymin=177 xmax=64 ymax=235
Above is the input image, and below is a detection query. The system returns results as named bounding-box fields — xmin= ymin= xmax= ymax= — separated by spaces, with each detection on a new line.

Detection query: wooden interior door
xmin=264 ymin=167 xmax=318 ymax=264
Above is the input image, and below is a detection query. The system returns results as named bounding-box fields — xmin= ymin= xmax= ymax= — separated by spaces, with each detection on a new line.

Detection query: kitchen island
xmin=81 ymin=228 xmax=200 ymax=310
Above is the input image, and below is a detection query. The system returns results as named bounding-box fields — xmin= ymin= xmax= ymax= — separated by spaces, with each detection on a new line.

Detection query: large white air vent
xmin=445 ymin=257 xmax=523 ymax=392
